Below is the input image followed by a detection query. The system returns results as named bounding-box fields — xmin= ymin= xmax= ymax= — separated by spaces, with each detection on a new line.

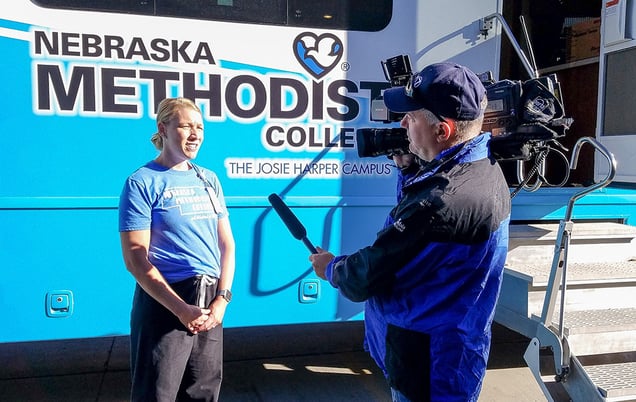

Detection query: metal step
xmin=561 ymin=356 xmax=636 ymax=402
xmin=507 ymin=222 xmax=636 ymax=268
xmin=585 ymin=361 xmax=636 ymax=400
xmin=497 ymin=260 xmax=636 ymax=356
xmin=509 ymin=222 xmax=636 ymax=241
xmin=499 ymin=223 xmax=636 ymax=401
xmin=558 ymin=308 xmax=636 ymax=355
xmin=496 ymin=260 xmax=636 ymax=332
xmin=502 ymin=222 xmax=636 ymax=321
xmin=507 ymin=260 xmax=636 ymax=288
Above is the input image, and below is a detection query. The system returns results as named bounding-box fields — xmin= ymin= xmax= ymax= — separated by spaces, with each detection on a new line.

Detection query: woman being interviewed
xmin=119 ymin=97 xmax=235 ymax=402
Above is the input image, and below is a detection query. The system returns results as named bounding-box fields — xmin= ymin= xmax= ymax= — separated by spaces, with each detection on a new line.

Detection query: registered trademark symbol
xmin=341 ymin=62 xmax=350 ymax=71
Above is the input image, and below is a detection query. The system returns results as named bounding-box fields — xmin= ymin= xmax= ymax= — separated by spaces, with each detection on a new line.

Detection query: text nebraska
xmin=33 ymin=30 xmax=215 ymax=64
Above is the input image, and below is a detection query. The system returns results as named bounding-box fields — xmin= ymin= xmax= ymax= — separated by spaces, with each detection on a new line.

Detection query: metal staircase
xmin=495 ymin=137 xmax=636 ymax=401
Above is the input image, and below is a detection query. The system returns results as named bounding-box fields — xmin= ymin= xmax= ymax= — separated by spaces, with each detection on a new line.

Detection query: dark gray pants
xmin=130 ymin=276 xmax=222 ymax=402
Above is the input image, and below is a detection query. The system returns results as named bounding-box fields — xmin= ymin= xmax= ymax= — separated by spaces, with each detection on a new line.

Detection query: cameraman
xmin=310 ymin=62 xmax=510 ymax=402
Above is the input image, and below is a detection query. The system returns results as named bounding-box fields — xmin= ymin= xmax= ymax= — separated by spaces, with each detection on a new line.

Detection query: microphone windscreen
xmin=268 ymin=193 xmax=307 ymax=240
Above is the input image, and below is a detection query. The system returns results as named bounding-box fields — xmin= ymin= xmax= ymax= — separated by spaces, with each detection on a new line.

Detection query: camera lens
xmin=356 ymin=128 xmax=409 ymax=158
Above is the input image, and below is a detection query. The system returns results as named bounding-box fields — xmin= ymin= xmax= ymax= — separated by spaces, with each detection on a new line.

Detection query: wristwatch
xmin=216 ymin=289 xmax=232 ymax=303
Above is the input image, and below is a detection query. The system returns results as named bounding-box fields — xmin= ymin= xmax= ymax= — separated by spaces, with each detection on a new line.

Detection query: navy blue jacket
xmin=325 ymin=132 xmax=510 ymax=401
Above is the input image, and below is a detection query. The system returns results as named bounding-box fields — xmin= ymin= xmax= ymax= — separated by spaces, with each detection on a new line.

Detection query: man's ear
xmin=436 ymin=120 xmax=455 ymax=142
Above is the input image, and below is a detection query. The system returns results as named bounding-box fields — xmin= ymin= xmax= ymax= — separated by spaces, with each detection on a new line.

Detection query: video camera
xmin=356 ymin=55 xmax=411 ymax=158
xmin=356 ymin=55 xmax=572 ymax=161
xmin=481 ymin=72 xmax=572 ymax=161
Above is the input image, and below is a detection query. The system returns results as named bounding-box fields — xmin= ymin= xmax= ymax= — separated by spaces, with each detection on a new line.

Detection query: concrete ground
xmin=0 ymin=322 xmax=551 ymax=401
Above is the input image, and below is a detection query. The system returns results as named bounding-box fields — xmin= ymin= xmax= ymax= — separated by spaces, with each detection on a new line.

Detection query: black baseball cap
xmin=383 ymin=62 xmax=486 ymax=121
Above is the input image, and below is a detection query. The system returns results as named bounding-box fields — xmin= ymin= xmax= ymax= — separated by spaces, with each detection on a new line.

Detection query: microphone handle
xmin=302 ymin=236 xmax=318 ymax=254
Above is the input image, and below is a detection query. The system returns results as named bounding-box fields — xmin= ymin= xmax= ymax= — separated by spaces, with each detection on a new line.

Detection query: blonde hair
xmin=150 ymin=97 xmax=202 ymax=150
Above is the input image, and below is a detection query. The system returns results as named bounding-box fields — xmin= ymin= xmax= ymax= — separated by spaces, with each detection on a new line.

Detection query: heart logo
xmin=293 ymin=32 xmax=344 ymax=80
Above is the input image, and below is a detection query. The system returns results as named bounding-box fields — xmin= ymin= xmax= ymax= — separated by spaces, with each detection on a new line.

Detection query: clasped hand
xmin=181 ymin=301 xmax=225 ymax=334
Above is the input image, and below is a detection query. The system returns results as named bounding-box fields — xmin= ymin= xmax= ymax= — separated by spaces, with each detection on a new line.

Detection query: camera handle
xmin=482 ymin=12 xmax=567 ymax=194
xmin=480 ymin=12 xmax=539 ymax=80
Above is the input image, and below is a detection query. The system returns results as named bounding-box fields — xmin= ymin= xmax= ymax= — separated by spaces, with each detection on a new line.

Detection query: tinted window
xmin=33 ymin=0 xmax=154 ymax=15
xmin=32 ymin=0 xmax=392 ymax=32
xmin=602 ymin=47 xmax=636 ymax=136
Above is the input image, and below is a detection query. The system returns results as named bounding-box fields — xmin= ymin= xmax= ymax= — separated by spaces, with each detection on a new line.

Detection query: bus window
xmin=159 ymin=0 xmax=288 ymax=25
xmin=31 ymin=0 xmax=154 ymax=15
xmin=602 ymin=46 xmax=636 ymax=137
xmin=287 ymin=0 xmax=392 ymax=31
xmin=31 ymin=0 xmax=393 ymax=31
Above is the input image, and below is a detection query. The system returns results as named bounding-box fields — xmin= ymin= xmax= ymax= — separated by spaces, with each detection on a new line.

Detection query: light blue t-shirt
xmin=118 ymin=161 xmax=229 ymax=283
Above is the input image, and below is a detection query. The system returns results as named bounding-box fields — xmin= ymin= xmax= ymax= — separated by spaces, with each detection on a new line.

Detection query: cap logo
xmin=413 ymin=74 xmax=423 ymax=88
xmin=405 ymin=74 xmax=422 ymax=98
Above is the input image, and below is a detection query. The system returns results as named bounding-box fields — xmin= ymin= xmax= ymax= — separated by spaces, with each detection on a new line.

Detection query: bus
xmin=1 ymin=0 xmax=635 ymax=349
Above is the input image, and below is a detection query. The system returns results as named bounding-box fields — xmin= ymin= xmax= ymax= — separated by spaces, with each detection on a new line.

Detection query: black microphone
xmin=268 ymin=193 xmax=318 ymax=254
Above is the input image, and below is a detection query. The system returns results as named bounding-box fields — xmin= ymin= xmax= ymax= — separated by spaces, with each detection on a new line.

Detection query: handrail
xmin=564 ymin=137 xmax=617 ymax=221
xmin=536 ymin=136 xmax=617 ymax=381
xmin=481 ymin=13 xmax=539 ymax=79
